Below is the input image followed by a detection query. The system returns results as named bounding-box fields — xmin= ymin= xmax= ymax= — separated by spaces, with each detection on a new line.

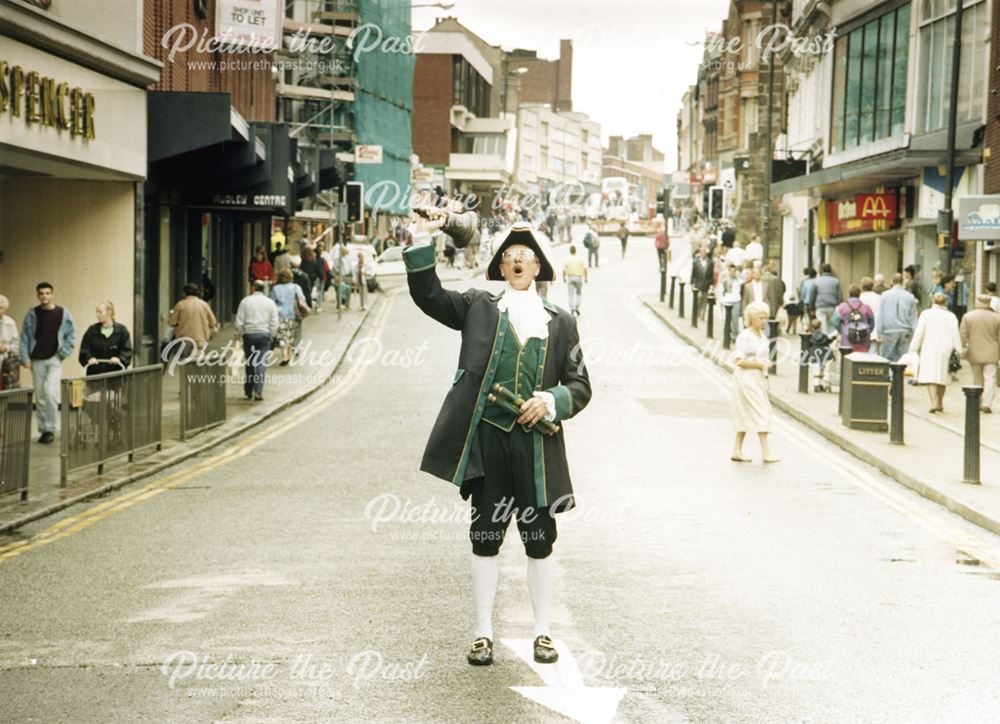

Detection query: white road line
xmin=502 ymin=638 xmax=626 ymax=724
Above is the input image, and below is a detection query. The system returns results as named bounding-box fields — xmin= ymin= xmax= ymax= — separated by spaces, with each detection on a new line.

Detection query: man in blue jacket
xmin=808 ymin=263 xmax=843 ymax=335
xmin=20 ymin=282 xmax=75 ymax=443
xmin=875 ymin=273 xmax=918 ymax=362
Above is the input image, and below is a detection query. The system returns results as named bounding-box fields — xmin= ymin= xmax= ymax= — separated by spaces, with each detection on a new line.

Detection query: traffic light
xmin=710 ymin=187 xmax=724 ymax=219
xmin=345 ymin=182 xmax=364 ymax=222
xmin=656 ymin=190 xmax=666 ymax=215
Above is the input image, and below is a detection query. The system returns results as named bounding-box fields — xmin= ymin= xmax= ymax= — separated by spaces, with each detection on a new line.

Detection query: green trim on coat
xmin=402 ymin=244 xmax=437 ymax=273
xmin=546 ymin=384 xmax=573 ymax=422
xmin=531 ymin=332 xmax=550 ymax=508
xmin=450 ymin=311 xmax=507 ymax=486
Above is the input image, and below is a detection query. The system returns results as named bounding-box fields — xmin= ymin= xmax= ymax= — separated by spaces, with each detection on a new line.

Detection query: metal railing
xmin=178 ymin=361 xmax=227 ymax=441
xmin=0 ymin=387 xmax=33 ymax=500
xmin=60 ymin=365 xmax=163 ymax=484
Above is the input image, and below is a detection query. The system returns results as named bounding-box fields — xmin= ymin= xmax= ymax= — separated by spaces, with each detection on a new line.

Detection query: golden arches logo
xmin=861 ymin=194 xmax=892 ymax=219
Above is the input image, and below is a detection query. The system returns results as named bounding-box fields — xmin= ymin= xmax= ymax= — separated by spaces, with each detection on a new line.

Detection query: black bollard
xmin=669 ymin=276 xmax=677 ymax=309
xmin=837 ymin=345 xmax=853 ymax=416
xmin=889 ymin=362 xmax=906 ymax=445
xmin=678 ymin=282 xmax=686 ymax=318
xmin=767 ymin=320 xmax=778 ymax=374
xmin=659 ymin=260 xmax=667 ymax=303
xmin=963 ymin=386 xmax=983 ymax=484
xmin=798 ymin=334 xmax=810 ymax=394
xmin=692 ymin=289 xmax=700 ymax=328
xmin=706 ymin=292 xmax=716 ymax=339
xmin=723 ymin=305 xmax=733 ymax=349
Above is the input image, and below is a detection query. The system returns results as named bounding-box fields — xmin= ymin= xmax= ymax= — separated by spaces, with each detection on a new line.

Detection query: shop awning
xmin=773 ymin=147 xmax=982 ymax=198
xmin=148 ymin=92 xmax=333 ymax=215
xmin=147 ymin=92 xmax=240 ymax=163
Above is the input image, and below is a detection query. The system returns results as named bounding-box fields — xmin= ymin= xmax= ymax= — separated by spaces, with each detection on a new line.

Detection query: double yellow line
xmin=0 ymin=289 xmax=401 ymax=564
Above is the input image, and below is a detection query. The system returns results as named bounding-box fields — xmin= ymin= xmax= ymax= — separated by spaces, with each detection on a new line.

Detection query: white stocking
xmin=526 ymin=556 xmax=554 ymax=638
xmin=471 ymin=553 xmax=499 ymax=641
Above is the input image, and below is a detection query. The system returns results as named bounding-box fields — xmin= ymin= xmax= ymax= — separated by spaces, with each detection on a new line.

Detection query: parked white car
xmin=375 ymin=245 xmax=407 ymax=286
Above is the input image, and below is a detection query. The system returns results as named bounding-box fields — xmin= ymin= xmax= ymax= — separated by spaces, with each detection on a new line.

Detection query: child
xmin=784 ymin=292 xmax=803 ymax=334
xmin=806 ymin=318 xmax=836 ymax=392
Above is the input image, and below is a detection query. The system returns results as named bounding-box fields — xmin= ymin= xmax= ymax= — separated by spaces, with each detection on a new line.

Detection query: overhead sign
xmin=212 ymin=193 xmax=288 ymax=208
xmin=958 ymin=195 xmax=1000 ymax=240
xmin=824 ymin=189 xmax=899 ymax=237
xmin=355 ymin=145 xmax=383 ymax=164
xmin=0 ymin=36 xmax=146 ymax=178
xmin=856 ymin=192 xmax=897 ymax=221
xmin=0 ymin=58 xmax=95 ymax=140
xmin=216 ymin=0 xmax=281 ymax=48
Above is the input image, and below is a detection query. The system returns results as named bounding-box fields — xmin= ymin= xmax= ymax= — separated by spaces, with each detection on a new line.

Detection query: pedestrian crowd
xmin=656 ymin=224 xmax=1000 ymax=458
xmin=700 ymin=241 xmax=1000 ymax=423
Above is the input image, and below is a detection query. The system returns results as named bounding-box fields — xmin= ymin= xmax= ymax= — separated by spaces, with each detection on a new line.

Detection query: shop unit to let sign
xmin=216 ymin=0 xmax=281 ymax=48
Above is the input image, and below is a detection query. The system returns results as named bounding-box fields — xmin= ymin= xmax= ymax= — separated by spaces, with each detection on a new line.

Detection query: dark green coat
xmin=403 ymin=243 xmax=591 ymax=513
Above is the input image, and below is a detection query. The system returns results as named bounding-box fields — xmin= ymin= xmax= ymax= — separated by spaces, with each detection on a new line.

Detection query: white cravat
xmin=497 ymin=282 xmax=550 ymax=341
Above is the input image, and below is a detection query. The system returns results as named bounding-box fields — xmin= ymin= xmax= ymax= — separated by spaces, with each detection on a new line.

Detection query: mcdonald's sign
xmin=856 ymin=192 xmax=898 ymax=222
xmin=823 ymin=189 xmax=901 ymax=238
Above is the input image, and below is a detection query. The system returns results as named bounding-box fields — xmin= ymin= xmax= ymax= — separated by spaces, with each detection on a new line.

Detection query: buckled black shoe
xmin=533 ymin=635 xmax=558 ymax=664
xmin=467 ymin=637 xmax=493 ymax=666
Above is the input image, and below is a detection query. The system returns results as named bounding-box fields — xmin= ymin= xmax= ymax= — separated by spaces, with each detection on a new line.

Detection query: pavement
xmin=2 ymin=232 xmax=1000 ymax=721
xmin=641 ymin=238 xmax=1000 ymax=538
xmin=0 ymin=266 xmax=477 ymax=534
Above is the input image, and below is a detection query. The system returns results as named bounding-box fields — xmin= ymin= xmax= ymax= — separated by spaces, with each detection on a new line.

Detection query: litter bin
xmin=842 ymin=352 xmax=890 ymax=431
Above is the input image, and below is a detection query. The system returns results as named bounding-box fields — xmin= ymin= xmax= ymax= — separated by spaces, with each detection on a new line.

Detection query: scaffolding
xmin=278 ymin=0 xmax=358 ymax=214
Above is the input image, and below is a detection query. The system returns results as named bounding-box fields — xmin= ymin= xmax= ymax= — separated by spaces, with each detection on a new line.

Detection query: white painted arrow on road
xmin=502 ymin=638 xmax=626 ymax=724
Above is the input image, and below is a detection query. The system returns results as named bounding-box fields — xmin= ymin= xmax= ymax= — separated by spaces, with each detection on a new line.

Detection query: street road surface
xmin=1 ymin=236 xmax=999 ymax=723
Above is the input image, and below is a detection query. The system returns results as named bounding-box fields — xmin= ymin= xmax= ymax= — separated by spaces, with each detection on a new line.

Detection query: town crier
xmin=403 ymin=207 xmax=591 ymax=667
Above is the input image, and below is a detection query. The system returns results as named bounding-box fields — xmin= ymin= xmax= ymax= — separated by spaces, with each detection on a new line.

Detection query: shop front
xmin=144 ymin=92 xmax=328 ymax=363
xmin=0 ymin=28 xmax=159 ymax=377
xmin=816 ymin=188 xmax=906 ymax=285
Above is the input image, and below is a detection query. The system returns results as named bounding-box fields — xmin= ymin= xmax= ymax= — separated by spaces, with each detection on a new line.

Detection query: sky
xmin=411 ymin=0 xmax=732 ymax=172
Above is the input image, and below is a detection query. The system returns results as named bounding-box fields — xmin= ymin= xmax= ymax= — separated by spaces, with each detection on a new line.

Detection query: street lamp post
xmin=940 ymin=0 xmax=964 ymax=275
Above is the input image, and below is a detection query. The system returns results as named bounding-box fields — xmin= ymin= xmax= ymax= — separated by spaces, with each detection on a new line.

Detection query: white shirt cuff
xmin=534 ymin=390 xmax=556 ymax=422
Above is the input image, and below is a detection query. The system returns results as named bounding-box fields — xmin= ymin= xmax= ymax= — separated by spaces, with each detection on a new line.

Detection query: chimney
xmin=557 ymin=38 xmax=573 ymax=112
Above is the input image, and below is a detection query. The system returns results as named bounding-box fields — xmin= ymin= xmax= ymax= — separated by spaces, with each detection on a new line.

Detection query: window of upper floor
xmin=830 ymin=2 xmax=910 ymax=153
xmin=915 ymin=0 xmax=987 ymax=135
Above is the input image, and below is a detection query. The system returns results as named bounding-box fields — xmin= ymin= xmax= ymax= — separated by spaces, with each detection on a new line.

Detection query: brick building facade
xmin=506 ymin=39 xmax=572 ymax=112
xmin=986 ymin=0 xmax=1000 ymax=196
xmin=412 ymin=54 xmax=455 ymax=167
xmin=143 ymin=0 xmax=275 ymax=122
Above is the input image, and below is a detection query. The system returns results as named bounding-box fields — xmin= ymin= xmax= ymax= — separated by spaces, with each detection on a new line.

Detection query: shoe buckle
xmin=471 ymin=638 xmax=489 ymax=652
xmin=536 ymin=636 xmax=554 ymax=649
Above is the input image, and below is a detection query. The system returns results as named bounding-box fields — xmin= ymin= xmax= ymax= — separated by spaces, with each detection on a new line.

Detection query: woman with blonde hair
xmin=909 ymin=292 xmax=962 ymax=413
xmin=79 ymin=300 xmax=132 ymax=376
xmin=731 ymin=300 xmax=778 ymax=463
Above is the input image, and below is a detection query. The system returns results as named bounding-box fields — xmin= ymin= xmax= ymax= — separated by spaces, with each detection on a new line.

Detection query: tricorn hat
xmin=486 ymin=222 xmax=555 ymax=282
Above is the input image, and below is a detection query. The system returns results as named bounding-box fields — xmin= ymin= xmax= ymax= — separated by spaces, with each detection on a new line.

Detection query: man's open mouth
xmin=513 ymin=264 xmax=524 ymax=275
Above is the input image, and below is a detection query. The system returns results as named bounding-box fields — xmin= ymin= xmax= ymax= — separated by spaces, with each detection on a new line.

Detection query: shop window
xmin=916 ymin=0 xmax=987 ymax=134
xmin=830 ymin=3 xmax=910 ymax=152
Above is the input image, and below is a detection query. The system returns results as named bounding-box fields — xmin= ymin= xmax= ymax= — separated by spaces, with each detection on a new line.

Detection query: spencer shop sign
xmin=0 ymin=59 xmax=95 ymax=140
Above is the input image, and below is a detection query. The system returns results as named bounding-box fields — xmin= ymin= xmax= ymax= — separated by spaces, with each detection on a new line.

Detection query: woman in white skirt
xmin=731 ymin=300 xmax=779 ymax=463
